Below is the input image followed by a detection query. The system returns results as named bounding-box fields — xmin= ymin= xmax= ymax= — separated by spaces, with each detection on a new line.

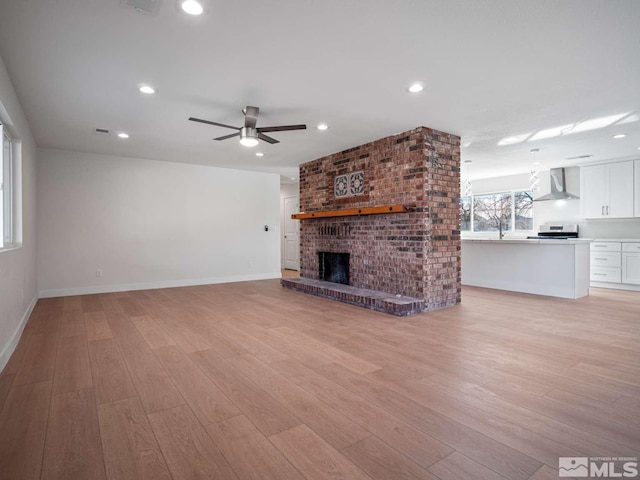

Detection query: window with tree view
xmin=460 ymin=190 xmax=533 ymax=233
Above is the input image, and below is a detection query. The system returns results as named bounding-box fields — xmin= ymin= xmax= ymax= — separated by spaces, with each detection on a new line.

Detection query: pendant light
xmin=463 ymin=160 xmax=473 ymax=197
xmin=529 ymin=149 xmax=540 ymax=191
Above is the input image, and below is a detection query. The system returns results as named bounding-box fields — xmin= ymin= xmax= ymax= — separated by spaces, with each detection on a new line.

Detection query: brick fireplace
xmin=282 ymin=126 xmax=461 ymax=315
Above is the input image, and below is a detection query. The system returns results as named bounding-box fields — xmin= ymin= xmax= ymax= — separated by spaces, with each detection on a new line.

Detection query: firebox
xmin=318 ymin=252 xmax=349 ymax=285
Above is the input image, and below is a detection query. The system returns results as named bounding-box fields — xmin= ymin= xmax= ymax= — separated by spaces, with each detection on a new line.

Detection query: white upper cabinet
xmin=580 ymin=161 xmax=635 ymax=219
xmin=635 ymin=160 xmax=640 ymax=217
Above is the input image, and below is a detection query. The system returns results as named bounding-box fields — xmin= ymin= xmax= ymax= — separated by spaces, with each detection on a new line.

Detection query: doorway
xmin=282 ymin=194 xmax=300 ymax=270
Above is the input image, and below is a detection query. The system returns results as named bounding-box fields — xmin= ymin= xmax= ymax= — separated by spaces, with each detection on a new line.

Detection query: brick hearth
xmin=283 ymin=126 xmax=461 ymax=315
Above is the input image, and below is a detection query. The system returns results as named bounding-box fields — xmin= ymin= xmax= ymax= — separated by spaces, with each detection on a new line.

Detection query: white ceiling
xmin=0 ymin=0 xmax=639 ymax=182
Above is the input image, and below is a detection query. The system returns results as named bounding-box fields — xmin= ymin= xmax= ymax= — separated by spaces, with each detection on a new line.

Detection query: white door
xmin=607 ymin=161 xmax=634 ymax=218
xmin=283 ymin=195 xmax=300 ymax=270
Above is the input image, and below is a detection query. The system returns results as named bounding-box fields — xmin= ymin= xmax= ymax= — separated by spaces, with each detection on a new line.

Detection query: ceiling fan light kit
xmin=189 ymin=105 xmax=306 ymax=147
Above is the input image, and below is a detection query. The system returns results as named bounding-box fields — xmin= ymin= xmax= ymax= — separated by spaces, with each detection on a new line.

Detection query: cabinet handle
xmin=594 ymin=258 xmax=608 ymax=260
xmin=602 ymin=206 xmax=605 ymax=215
xmin=593 ymin=245 xmax=606 ymax=248
xmin=607 ymin=206 xmax=610 ymax=215
xmin=594 ymin=273 xmax=606 ymax=276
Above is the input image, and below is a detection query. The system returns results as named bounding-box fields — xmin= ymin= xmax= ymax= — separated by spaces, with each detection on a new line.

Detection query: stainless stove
xmin=527 ymin=224 xmax=579 ymax=240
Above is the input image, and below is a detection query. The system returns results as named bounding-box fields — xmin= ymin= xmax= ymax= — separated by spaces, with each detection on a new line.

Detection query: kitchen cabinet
xmin=581 ymin=161 xmax=634 ymax=218
xmin=635 ymin=160 xmax=640 ymax=217
xmin=622 ymin=243 xmax=640 ymax=284
xmin=590 ymin=241 xmax=622 ymax=283
xmin=591 ymin=241 xmax=640 ymax=288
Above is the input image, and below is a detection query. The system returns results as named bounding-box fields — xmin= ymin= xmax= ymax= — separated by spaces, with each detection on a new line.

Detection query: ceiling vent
xmin=120 ymin=0 xmax=162 ymax=16
xmin=565 ymin=154 xmax=593 ymax=160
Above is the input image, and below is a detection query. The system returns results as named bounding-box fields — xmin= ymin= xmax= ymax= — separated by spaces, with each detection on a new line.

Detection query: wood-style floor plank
xmin=130 ymin=315 xmax=176 ymax=350
xmin=427 ymin=451 xmax=508 ymax=480
xmin=273 ymin=358 xmax=453 ymax=469
xmin=85 ymin=311 xmax=114 ymax=341
xmin=148 ymin=404 xmax=238 ymax=479
xmin=154 ymin=345 xmax=240 ymax=425
xmin=88 ymin=338 xmax=137 ymax=405
xmin=107 ymin=314 xmax=184 ymax=413
xmin=316 ymin=363 xmax=542 ymax=480
xmin=52 ymin=333 xmax=93 ymax=395
xmin=190 ymin=349 xmax=301 ymax=436
xmin=269 ymin=424 xmax=373 ymax=480
xmin=0 ymin=373 xmax=15 ymax=412
xmin=98 ymin=396 xmax=172 ymax=480
xmin=0 ymin=381 xmax=51 ymax=480
xmin=13 ymin=332 xmax=59 ymax=386
xmin=231 ymin=353 xmax=371 ymax=450
xmin=42 ymin=389 xmax=106 ymax=480
xmin=342 ymin=435 xmax=439 ymax=480
xmin=206 ymin=414 xmax=303 ymax=480
xmin=59 ymin=308 xmax=87 ymax=337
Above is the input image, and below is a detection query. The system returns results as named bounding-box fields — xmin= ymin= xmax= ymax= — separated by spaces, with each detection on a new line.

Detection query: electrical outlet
xmin=96 ymin=268 xmax=103 ymax=277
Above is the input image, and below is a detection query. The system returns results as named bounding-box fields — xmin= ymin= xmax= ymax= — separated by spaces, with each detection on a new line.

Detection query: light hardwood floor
xmin=1 ymin=280 xmax=639 ymax=480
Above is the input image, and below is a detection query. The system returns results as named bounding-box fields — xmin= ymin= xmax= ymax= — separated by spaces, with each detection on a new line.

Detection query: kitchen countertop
xmin=461 ymin=238 xmax=591 ymax=245
xmin=591 ymin=238 xmax=640 ymax=242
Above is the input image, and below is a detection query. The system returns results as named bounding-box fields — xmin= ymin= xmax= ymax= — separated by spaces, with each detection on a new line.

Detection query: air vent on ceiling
xmin=565 ymin=154 xmax=594 ymax=160
xmin=120 ymin=0 xmax=162 ymax=16
xmin=95 ymin=128 xmax=110 ymax=134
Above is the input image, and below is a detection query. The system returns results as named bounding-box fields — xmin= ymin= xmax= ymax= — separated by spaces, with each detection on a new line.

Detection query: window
xmin=1 ymin=123 xmax=14 ymax=248
xmin=460 ymin=190 xmax=533 ymax=233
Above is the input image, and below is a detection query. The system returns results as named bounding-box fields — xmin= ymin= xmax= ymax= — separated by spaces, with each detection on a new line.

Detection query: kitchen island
xmin=462 ymin=238 xmax=591 ymax=299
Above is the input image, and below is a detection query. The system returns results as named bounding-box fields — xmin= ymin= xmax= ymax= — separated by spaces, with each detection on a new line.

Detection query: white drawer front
xmin=590 ymin=242 xmax=622 ymax=252
xmin=622 ymin=243 xmax=640 ymax=252
xmin=590 ymin=252 xmax=622 ymax=267
xmin=591 ymin=267 xmax=622 ymax=283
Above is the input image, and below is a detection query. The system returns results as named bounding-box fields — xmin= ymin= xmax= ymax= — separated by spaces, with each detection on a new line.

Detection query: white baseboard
xmin=0 ymin=295 xmax=38 ymax=374
xmin=38 ymin=272 xmax=282 ymax=298
xmin=590 ymin=281 xmax=640 ymax=292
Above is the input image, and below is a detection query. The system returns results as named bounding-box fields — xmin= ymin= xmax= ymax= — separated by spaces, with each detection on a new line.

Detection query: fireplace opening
xmin=319 ymin=252 xmax=350 ymax=285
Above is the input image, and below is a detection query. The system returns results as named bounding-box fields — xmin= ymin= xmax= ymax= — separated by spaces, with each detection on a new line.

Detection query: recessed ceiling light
xmin=255 ymin=152 xmax=264 ymax=157
xmin=407 ymin=83 xmax=424 ymax=93
xmin=180 ymin=0 xmax=204 ymax=15
xmin=139 ymin=85 xmax=156 ymax=94
xmin=317 ymin=123 xmax=329 ymax=131
xmin=117 ymin=132 xmax=130 ymax=139
xmin=613 ymin=133 xmax=627 ymax=139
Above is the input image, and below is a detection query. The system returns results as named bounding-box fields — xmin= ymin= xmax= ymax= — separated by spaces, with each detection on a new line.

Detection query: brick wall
xmin=298 ymin=126 xmax=461 ymax=311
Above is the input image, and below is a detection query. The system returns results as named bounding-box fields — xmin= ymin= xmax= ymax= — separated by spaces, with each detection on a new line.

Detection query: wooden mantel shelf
xmin=291 ymin=204 xmax=411 ymax=220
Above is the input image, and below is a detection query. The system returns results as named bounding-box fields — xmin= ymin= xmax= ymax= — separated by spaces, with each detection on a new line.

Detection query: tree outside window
xmin=460 ymin=190 xmax=533 ymax=233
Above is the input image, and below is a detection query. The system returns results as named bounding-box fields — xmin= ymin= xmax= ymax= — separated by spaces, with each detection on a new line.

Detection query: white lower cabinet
xmin=622 ymin=252 xmax=640 ymax=285
xmin=591 ymin=241 xmax=640 ymax=288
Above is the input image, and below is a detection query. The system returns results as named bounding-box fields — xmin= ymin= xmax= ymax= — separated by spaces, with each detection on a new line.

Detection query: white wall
xmin=463 ymin=167 xmax=640 ymax=239
xmin=0 ymin=56 xmax=38 ymax=371
xmin=38 ymin=149 xmax=281 ymax=296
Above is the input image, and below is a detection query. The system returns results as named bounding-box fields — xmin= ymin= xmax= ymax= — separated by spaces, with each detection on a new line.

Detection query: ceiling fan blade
xmin=257 ymin=124 xmax=307 ymax=133
xmin=258 ymin=133 xmax=279 ymax=144
xmin=214 ymin=132 xmax=240 ymax=141
xmin=189 ymin=117 xmax=240 ymax=130
xmin=244 ymin=106 xmax=260 ymax=129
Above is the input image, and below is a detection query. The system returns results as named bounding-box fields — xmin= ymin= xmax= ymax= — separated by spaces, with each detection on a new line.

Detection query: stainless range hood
xmin=534 ymin=168 xmax=579 ymax=201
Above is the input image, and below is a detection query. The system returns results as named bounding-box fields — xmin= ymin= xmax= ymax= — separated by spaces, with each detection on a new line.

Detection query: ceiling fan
xmin=189 ymin=106 xmax=307 ymax=147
